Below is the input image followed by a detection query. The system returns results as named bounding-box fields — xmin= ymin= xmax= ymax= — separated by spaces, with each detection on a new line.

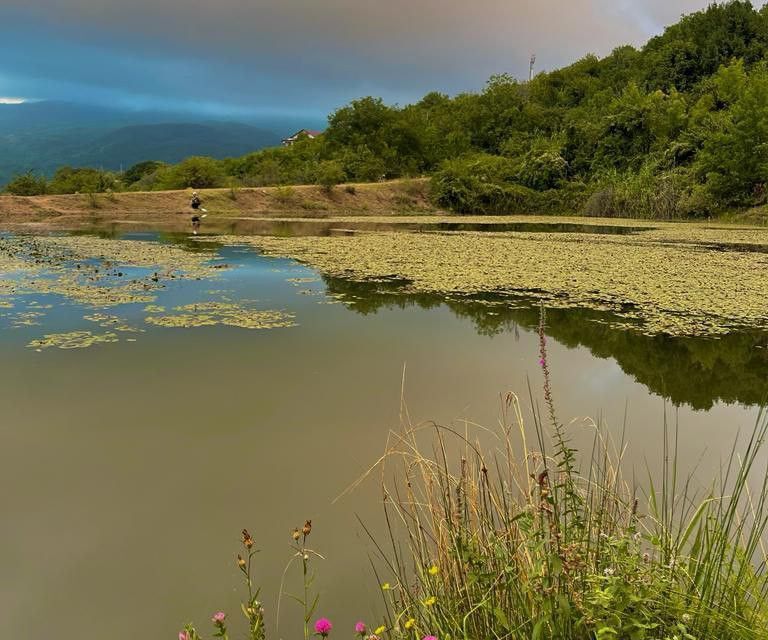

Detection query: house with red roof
xmin=281 ymin=129 xmax=324 ymax=146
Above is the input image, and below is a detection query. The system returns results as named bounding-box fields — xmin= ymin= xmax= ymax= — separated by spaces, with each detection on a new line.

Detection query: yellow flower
xmin=404 ymin=618 xmax=415 ymax=630
xmin=374 ymin=626 xmax=386 ymax=635
xmin=381 ymin=582 xmax=391 ymax=590
xmin=422 ymin=596 xmax=437 ymax=606
xmin=428 ymin=565 xmax=439 ymax=575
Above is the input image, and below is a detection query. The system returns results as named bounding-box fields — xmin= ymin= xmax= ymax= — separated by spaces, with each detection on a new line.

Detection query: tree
xmin=123 ymin=160 xmax=167 ymax=186
xmin=163 ymin=157 xmax=225 ymax=189
xmin=49 ymin=167 xmax=116 ymax=194
xmin=4 ymin=171 xmax=47 ymax=196
xmin=697 ymin=65 xmax=768 ymax=204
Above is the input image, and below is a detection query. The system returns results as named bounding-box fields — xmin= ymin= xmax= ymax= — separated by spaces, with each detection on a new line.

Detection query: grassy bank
xmin=181 ymin=314 xmax=768 ymax=640
xmin=0 ymin=179 xmax=435 ymax=226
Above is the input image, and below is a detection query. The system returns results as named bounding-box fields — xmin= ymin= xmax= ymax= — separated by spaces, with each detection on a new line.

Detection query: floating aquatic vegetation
xmin=28 ymin=330 xmax=120 ymax=350
xmin=143 ymin=304 xmax=166 ymax=313
xmin=11 ymin=311 xmax=46 ymax=327
xmin=83 ymin=313 xmax=143 ymax=333
xmin=287 ymin=277 xmax=320 ymax=285
xmin=145 ymin=301 xmax=296 ymax=330
xmin=209 ymin=224 xmax=768 ymax=337
xmin=0 ymin=234 xmax=227 ymax=307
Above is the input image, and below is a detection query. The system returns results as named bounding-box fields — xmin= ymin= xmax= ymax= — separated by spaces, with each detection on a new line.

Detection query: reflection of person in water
xmin=189 ymin=191 xmax=204 ymax=234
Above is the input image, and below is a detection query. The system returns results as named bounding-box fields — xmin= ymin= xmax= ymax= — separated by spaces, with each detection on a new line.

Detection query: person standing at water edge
xmin=189 ymin=191 xmax=207 ymax=234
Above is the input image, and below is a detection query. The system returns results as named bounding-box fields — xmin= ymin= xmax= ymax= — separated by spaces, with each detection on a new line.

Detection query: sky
xmin=0 ymin=1 xmax=754 ymax=119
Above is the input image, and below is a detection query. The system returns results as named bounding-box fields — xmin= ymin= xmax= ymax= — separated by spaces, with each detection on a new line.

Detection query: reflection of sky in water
xmin=0 ymin=231 xmax=765 ymax=640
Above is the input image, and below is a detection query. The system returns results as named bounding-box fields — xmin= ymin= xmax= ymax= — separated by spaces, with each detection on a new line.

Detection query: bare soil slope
xmin=0 ymin=179 xmax=435 ymax=228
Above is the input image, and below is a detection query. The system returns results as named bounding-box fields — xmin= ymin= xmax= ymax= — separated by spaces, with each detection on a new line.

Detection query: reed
xmin=364 ymin=310 xmax=768 ymax=639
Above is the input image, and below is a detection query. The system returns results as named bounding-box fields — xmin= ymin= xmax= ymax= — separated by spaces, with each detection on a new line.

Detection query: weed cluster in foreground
xmin=181 ymin=310 xmax=768 ymax=640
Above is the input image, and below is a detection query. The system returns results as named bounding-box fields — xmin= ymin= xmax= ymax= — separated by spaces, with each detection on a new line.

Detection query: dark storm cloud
xmin=0 ymin=1 xmax=744 ymax=115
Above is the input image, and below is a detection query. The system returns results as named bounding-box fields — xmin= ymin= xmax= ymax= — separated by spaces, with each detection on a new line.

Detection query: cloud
xmin=0 ymin=1 xmax=743 ymax=115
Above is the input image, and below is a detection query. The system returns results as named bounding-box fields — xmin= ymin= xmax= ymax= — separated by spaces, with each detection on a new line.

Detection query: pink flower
xmin=539 ymin=358 xmax=545 ymax=367
xmin=179 ymin=632 xmax=190 ymax=640
xmin=422 ymin=636 xmax=438 ymax=640
xmin=355 ymin=622 xmax=367 ymax=635
xmin=314 ymin=617 xmax=333 ymax=636
xmin=212 ymin=611 xmax=226 ymax=624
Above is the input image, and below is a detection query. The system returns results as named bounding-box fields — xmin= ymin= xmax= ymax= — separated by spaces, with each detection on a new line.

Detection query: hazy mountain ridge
xmin=0 ymin=101 xmax=321 ymax=184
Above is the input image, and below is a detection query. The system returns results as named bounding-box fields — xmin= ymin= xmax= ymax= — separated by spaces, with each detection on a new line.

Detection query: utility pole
xmin=529 ymin=53 xmax=536 ymax=82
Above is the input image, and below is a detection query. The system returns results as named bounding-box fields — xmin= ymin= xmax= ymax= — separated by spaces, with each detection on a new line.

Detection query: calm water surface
xmin=0 ymin=227 xmax=765 ymax=640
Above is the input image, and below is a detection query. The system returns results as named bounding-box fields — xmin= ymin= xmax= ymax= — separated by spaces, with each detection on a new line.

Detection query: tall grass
xmin=181 ymin=308 xmax=768 ymax=640
xmin=365 ymin=310 xmax=768 ymax=640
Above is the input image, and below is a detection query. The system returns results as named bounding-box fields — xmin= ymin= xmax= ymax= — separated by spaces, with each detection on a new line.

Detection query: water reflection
xmin=1 ymin=229 xmax=765 ymax=640
xmin=322 ymin=275 xmax=768 ymax=410
xmin=73 ymin=218 xmax=654 ymax=238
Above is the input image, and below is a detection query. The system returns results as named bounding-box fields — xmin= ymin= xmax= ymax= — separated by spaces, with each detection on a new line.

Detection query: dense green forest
xmin=8 ymin=1 xmax=768 ymax=218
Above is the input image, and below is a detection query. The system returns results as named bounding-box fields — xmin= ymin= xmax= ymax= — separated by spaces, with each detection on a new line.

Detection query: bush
xmin=49 ymin=166 xmax=117 ymax=194
xmin=432 ymin=154 xmax=587 ymax=214
xmin=4 ymin=171 xmax=48 ymax=196
xmin=583 ymin=164 xmax=698 ymax=219
xmin=271 ymin=186 xmax=296 ymax=205
xmin=315 ymin=160 xmax=345 ymax=193
xmin=123 ymin=160 xmax=167 ymax=186
xmin=160 ymin=156 xmax=225 ymax=190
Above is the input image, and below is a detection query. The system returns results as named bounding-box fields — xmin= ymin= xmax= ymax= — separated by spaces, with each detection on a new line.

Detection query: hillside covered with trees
xmin=8 ymin=1 xmax=768 ymax=218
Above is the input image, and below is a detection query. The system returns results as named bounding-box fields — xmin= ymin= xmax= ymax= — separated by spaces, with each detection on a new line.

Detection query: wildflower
xmin=381 ymin=582 xmax=391 ymax=590
xmin=428 ymin=565 xmax=439 ymax=575
xmin=355 ymin=621 xmax=367 ymax=635
xmin=314 ymin=617 xmax=332 ymax=637
xmin=422 ymin=596 xmax=437 ymax=606
xmin=242 ymin=529 xmax=254 ymax=549
xmin=237 ymin=554 xmax=246 ymax=568
xmin=423 ymin=636 xmax=438 ymax=640
xmin=603 ymin=567 xmax=615 ymax=577
xmin=179 ymin=632 xmax=190 ymax=640
xmin=212 ymin=611 xmax=226 ymax=624
xmin=374 ymin=626 xmax=386 ymax=635
xmin=539 ymin=358 xmax=545 ymax=367
xmin=292 ymin=528 xmax=302 ymax=541
xmin=682 ymin=613 xmax=692 ymax=624
xmin=302 ymin=520 xmax=312 ymax=537
xmin=404 ymin=618 xmax=415 ymax=629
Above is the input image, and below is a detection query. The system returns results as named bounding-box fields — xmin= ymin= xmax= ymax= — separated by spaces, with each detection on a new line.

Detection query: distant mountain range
xmin=0 ymin=101 xmax=324 ymax=185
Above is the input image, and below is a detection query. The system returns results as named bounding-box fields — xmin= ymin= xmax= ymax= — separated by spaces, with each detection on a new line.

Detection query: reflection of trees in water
xmin=322 ymin=274 xmax=768 ymax=411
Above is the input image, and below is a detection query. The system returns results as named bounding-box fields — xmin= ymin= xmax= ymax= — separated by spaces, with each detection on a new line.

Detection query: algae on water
xmin=145 ymin=302 xmax=296 ymax=330
xmin=208 ymin=222 xmax=768 ymax=337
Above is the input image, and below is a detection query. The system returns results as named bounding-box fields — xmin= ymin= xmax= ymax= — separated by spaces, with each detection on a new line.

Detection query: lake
xmin=0 ymin=224 xmax=764 ymax=640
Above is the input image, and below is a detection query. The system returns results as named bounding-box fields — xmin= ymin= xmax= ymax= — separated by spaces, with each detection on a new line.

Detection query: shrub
xmin=123 ymin=160 xmax=167 ymax=186
xmin=584 ymin=164 xmax=697 ymax=219
xmin=4 ymin=171 xmax=48 ymax=196
xmin=315 ymin=160 xmax=345 ymax=193
xmin=432 ymin=154 xmax=586 ymax=214
xmin=344 ymin=184 xmax=357 ymax=195
xmin=160 ymin=156 xmax=225 ymax=190
xmin=226 ymin=178 xmax=241 ymax=201
xmin=271 ymin=185 xmax=296 ymax=205
xmin=49 ymin=166 xmax=117 ymax=194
